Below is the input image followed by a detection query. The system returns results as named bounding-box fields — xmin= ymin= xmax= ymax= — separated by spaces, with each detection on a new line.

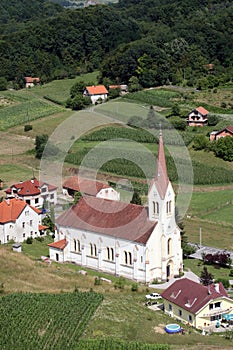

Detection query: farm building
xmin=210 ymin=125 xmax=233 ymax=141
xmin=0 ymin=198 xmax=44 ymax=244
xmin=49 ymin=131 xmax=183 ymax=283
xmin=162 ymin=278 xmax=233 ymax=330
xmin=62 ymin=176 xmax=120 ymax=201
xmin=187 ymin=106 xmax=209 ymax=127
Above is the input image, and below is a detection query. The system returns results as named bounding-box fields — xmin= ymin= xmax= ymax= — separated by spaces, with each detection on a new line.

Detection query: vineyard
xmin=123 ymin=89 xmax=180 ymax=107
xmin=0 ymin=100 xmax=64 ymax=130
xmin=0 ymin=292 xmax=103 ymax=350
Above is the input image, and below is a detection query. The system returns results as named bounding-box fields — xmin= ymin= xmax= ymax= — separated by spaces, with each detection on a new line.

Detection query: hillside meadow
xmin=1 ymin=241 xmax=233 ymax=350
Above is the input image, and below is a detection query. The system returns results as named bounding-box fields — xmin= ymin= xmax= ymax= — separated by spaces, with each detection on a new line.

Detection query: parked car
xmin=145 ymin=292 xmax=161 ymax=300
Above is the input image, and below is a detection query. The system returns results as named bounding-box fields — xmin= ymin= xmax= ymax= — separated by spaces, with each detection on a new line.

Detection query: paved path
xmin=149 ymin=270 xmax=200 ymax=289
xmin=189 ymin=244 xmax=233 ymax=265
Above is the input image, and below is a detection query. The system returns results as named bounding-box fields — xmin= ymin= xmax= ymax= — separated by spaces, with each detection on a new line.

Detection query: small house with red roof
xmin=5 ymin=178 xmax=57 ymax=208
xmin=83 ymin=85 xmax=108 ymax=104
xmin=210 ymin=125 xmax=233 ymax=141
xmin=162 ymin=278 xmax=233 ymax=330
xmin=187 ymin=106 xmax=209 ymax=127
xmin=0 ymin=198 xmax=43 ymax=244
xmin=25 ymin=76 xmax=40 ymax=88
xmin=62 ymin=176 xmax=120 ymax=201
xmin=49 ymin=131 xmax=183 ymax=283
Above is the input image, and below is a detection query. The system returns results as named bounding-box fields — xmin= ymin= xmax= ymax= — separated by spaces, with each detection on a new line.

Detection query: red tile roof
xmin=63 ymin=176 xmax=109 ymax=196
xmin=56 ymin=196 xmax=157 ymax=244
xmin=25 ymin=76 xmax=40 ymax=83
xmin=86 ymin=85 xmax=108 ymax=95
xmin=216 ymin=125 xmax=233 ymax=135
xmin=5 ymin=178 xmax=57 ymax=197
xmin=48 ymin=238 xmax=67 ymax=250
xmin=0 ymin=198 xmax=39 ymax=223
xmin=161 ymin=278 xmax=229 ymax=314
xmin=38 ymin=224 xmax=48 ymax=231
xmin=196 ymin=106 xmax=209 ymax=115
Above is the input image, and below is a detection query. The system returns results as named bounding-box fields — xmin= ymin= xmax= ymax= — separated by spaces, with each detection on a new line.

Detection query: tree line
xmin=0 ymin=0 xmax=233 ymax=88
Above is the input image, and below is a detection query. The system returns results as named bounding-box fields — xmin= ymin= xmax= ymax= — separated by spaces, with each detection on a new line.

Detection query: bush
xmin=114 ymin=277 xmax=126 ymax=289
xmin=94 ymin=277 xmax=101 ymax=286
xmin=229 ymin=269 xmax=233 ymax=277
xmin=26 ymin=237 xmax=33 ymax=244
xmin=131 ymin=283 xmax=138 ymax=292
xmin=24 ymin=124 xmax=33 ymax=132
xmin=216 ymin=278 xmax=230 ymax=289
xmin=35 ymin=236 xmax=44 ymax=242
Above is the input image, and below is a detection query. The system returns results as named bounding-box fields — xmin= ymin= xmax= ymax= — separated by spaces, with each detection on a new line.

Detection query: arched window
xmin=169 ymin=200 xmax=172 ymax=213
xmin=124 ymin=251 xmax=128 ymax=265
xmin=129 ymin=252 xmax=132 ymax=265
xmin=74 ymin=239 xmax=77 ymax=252
xmin=77 ymin=240 xmax=81 ymax=252
xmin=153 ymin=201 xmax=156 ymax=214
xmin=167 ymin=238 xmax=172 ymax=255
xmin=111 ymin=248 xmax=114 ymax=261
xmin=94 ymin=244 xmax=97 ymax=257
xmin=107 ymin=247 xmax=110 ymax=260
xmin=156 ymin=202 xmax=159 ymax=214
xmin=90 ymin=243 xmax=93 ymax=256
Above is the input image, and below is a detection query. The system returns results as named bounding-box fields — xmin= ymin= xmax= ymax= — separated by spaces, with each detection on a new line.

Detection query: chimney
xmin=207 ymin=285 xmax=211 ymax=295
xmin=214 ymin=283 xmax=220 ymax=293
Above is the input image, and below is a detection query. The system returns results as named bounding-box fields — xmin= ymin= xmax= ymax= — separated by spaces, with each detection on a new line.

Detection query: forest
xmin=0 ymin=0 xmax=233 ymax=88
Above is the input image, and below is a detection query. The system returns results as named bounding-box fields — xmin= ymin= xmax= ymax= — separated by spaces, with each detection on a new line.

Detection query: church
xmin=48 ymin=131 xmax=183 ymax=283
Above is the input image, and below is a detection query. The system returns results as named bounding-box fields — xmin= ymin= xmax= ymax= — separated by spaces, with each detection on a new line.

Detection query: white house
xmin=25 ymin=76 xmax=40 ymax=88
xmin=83 ymin=85 xmax=108 ymax=104
xmin=0 ymin=198 xmax=44 ymax=244
xmin=62 ymin=176 xmax=120 ymax=201
xmin=49 ymin=131 xmax=183 ymax=283
xmin=187 ymin=106 xmax=209 ymax=127
xmin=5 ymin=178 xmax=57 ymax=208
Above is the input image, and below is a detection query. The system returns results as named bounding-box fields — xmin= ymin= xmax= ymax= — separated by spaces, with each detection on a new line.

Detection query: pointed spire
xmin=154 ymin=129 xmax=169 ymax=199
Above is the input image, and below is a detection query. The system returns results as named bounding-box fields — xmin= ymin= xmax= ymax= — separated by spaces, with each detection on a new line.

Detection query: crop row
xmin=0 ymin=292 xmax=103 ymax=350
xmin=123 ymin=89 xmax=180 ymax=107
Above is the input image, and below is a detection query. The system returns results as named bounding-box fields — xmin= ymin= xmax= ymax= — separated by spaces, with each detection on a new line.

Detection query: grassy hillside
xmin=1 ymin=242 xmax=233 ymax=349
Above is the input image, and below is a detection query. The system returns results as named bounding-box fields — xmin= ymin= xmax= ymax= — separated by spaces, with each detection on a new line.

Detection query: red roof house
xmin=83 ymin=85 xmax=108 ymax=104
xmin=0 ymin=198 xmax=43 ymax=244
xmin=210 ymin=125 xmax=233 ymax=141
xmin=5 ymin=178 xmax=57 ymax=208
xmin=187 ymin=106 xmax=209 ymax=127
xmin=62 ymin=176 xmax=120 ymax=201
xmin=162 ymin=278 xmax=233 ymax=330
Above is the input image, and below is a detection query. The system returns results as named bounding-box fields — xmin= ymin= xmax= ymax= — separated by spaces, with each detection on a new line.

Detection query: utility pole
xmin=200 ymin=226 xmax=202 ymax=247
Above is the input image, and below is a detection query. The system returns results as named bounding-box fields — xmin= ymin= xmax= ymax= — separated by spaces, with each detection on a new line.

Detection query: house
xmin=0 ymin=198 xmax=44 ymax=244
xmin=161 ymin=278 xmax=233 ymax=330
xmin=48 ymin=131 xmax=183 ymax=283
xmin=83 ymin=85 xmax=108 ymax=104
xmin=5 ymin=178 xmax=57 ymax=208
xmin=187 ymin=106 xmax=209 ymax=127
xmin=210 ymin=125 xmax=233 ymax=141
xmin=109 ymin=84 xmax=128 ymax=93
xmin=62 ymin=176 xmax=120 ymax=201
xmin=25 ymin=76 xmax=40 ymax=88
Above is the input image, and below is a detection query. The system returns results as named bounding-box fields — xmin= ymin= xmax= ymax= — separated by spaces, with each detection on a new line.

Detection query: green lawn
xmin=21 ymin=235 xmax=53 ymax=259
xmin=30 ymin=71 xmax=99 ymax=104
